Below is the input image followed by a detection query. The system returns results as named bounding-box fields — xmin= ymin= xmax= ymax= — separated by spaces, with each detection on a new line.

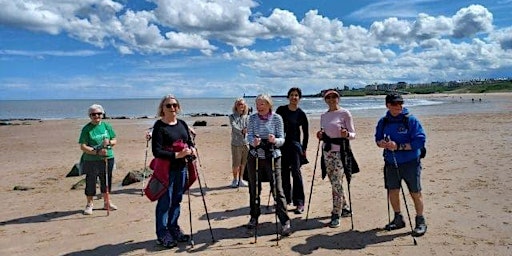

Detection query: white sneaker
xmin=281 ymin=220 xmax=292 ymax=236
xmin=239 ymin=180 xmax=248 ymax=187
xmin=103 ymin=202 xmax=118 ymax=210
xmin=83 ymin=204 xmax=93 ymax=215
xmin=230 ymin=179 xmax=238 ymax=188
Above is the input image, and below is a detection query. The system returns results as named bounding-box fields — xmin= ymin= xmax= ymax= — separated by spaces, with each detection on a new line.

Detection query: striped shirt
xmin=247 ymin=112 xmax=285 ymax=159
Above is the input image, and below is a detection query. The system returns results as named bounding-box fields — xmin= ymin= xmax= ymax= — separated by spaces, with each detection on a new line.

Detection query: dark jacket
xmin=320 ymin=134 xmax=360 ymax=183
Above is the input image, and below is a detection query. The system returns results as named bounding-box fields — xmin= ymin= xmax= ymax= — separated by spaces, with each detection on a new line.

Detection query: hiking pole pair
xmin=192 ymin=134 xmax=208 ymax=189
xmin=306 ymin=139 xmax=321 ymax=222
xmin=385 ymin=135 xmax=417 ymax=245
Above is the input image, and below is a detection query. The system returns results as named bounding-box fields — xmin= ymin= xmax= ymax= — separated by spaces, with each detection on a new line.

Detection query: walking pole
xmin=386 ymin=135 xmax=417 ymax=245
xmin=192 ymin=134 xmax=208 ymax=189
xmin=270 ymin=152 xmax=279 ymax=245
xmin=195 ymin=160 xmax=215 ymax=243
xmin=385 ymin=166 xmax=391 ymax=230
xmin=306 ymin=139 xmax=321 ymax=222
xmin=342 ymin=139 xmax=354 ymax=230
xmin=254 ymin=156 xmax=259 ymax=244
xmin=104 ymin=157 xmax=110 ymax=216
xmin=141 ymin=127 xmax=152 ymax=196
xmin=186 ymin=165 xmax=195 ymax=247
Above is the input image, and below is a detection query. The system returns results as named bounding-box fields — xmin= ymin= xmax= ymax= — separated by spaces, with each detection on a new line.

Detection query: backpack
xmin=382 ymin=115 xmax=426 ymax=159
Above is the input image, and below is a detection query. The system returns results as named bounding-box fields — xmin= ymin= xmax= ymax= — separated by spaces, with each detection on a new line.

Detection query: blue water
xmin=0 ymin=95 xmax=504 ymax=120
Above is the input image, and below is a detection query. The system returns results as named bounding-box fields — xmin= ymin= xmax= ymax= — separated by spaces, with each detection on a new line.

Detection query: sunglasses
xmin=90 ymin=112 xmax=103 ymax=117
xmin=325 ymin=95 xmax=338 ymax=99
xmin=165 ymin=103 xmax=179 ymax=109
xmin=389 ymin=102 xmax=403 ymax=106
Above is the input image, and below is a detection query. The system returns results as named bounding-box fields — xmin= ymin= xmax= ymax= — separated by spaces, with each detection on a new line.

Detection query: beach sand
xmin=0 ymin=93 xmax=511 ymax=256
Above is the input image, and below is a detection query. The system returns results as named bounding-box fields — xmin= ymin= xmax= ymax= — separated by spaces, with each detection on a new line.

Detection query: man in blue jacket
xmin=375 ymin=93 xmax=427 ymax=237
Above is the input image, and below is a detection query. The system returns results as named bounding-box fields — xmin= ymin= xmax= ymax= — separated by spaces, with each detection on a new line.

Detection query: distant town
xmin=245 ymin=77 xmax=512 ymax=98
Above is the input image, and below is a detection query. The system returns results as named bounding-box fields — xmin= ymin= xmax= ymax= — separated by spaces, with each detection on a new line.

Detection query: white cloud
xmin=452 ymin=4 xmax=493 ymax=38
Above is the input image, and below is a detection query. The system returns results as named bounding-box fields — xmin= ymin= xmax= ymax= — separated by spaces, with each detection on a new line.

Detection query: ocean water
xmin=0 ymin=95 xmax=505 ymax=120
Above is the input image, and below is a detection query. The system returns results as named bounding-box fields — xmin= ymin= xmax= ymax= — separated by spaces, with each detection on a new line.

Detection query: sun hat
xmin=323 ymin=90 xmax=340 ymax=98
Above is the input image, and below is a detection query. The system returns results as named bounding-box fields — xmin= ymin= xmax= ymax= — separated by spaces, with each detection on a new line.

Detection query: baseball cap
xmin=385 ymin=93 xmax=403 ymax=103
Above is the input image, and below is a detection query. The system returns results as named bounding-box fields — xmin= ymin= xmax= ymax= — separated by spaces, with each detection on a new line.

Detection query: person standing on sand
xmin=245 ymin=94 xmax=292 ymax=236
xmin=151 ymin=94 xmax=197 ymax=249
xmin=79 ymin=104 xmax=117 ymax=215
xmin=375 ymin=93 xmax=427 ymax=237
xmin=315 ymin=90 xmax=355 ymax=228
xmin=276 ymin=87 xmax=309 ymax=214
xmin=228 ymin=98 xmax=249 ymax=188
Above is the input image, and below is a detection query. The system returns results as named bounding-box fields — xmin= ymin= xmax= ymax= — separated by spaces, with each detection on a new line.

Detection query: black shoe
xmin=246 ymin=217 xmax=258 ymax=229
xmin=294 ymin=205 xmax=304 ymax=214
xmin=385 ymin=214 xmax=406 ymax=230
xmin=156 ymin=233 xmax=178 ymax=249
xmin=341 ymin=208 xmax=352 ymax=218
xmin=412 ymin=216 xmax=427 ymax=237
xmin=170 ymin=227 xmax=190 ymax=243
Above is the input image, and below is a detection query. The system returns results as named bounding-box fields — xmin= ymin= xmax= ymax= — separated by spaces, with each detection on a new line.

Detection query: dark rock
xmin=193 ymin=120 xmax=207 ymax=126
xmin=66 ymin=163 xmax=83 ymax=177
xmin=13 ymin=185 xmax=35 ymax=191
xmin=122 ymin=169 xmax=153 ymax=186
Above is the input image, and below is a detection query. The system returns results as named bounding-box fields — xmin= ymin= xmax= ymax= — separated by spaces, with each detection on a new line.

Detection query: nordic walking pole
xmin=342 ymin=137 xmax=354 ymax=230
xmin=194 ymin=158 xmax=215 ymax=243
xmin=386 ymin=135 xmax=417 ymax=245
xmin=192 ymin=134 xmax=208 ymax=189
xmin=386 ymin=167 xmax=391 ymax=230
xmin=141 ymin=127 xmax=152 ymax=196
xmin=306 ymin=138 xmax=321 ymax=222
xmin=186 ymin=165 xmax=195 ymax=247
xmin=254 ymin=155 xmax=259 ymax=244
xmin=104 ymin=157 xmax=110 ymax=216
xmin=269 ymin=147 xmax=279 ymax=245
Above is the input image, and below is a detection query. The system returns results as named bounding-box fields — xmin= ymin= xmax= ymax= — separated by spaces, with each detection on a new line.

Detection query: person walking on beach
xmin=228 ymin=98 xmax=249 ymax=188
xmin=276 ymin=87 xmax=309 ymax=214
xmin=151 ymin=94 xmax=196 ymax=248
xmin=316 ymin=90 xmax=355 ymax=228
xmin=79 ymin=104 xmax=117 ymax=215
xmin=375 ymin=93 xmax=427 ymax=237
xmin=246 ymin=94 xmax=292 ymax=236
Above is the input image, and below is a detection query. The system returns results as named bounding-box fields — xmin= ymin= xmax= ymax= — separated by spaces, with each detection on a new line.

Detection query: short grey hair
xmin=157 ymin=94 xmax=181 ymax=117
xmin=88 ymin=104 xmax=104 ymax=115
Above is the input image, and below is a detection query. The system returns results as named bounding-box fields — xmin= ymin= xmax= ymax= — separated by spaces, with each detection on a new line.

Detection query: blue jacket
xmin=375 ymin=108 xmax=426 ymax=164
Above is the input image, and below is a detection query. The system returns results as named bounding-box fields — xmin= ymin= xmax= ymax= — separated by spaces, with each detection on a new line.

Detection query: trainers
xmin=230 ymin=179 xmax=238 ymax=188
xmin=238 ymin=180 xmax=248 ymax=187
xmin=294 ymin=205 xmax=304 ymax=214
xmin=281 ymin=220 xmax=292 ymax=236
xmin=83 ymin=204 xmax=93 ymax=215
xmin=170 ymin=227 xmax=190 ymax=242
xmin=385 ymin=213 xmax=406 ymax=230
xmin=341 ymin=208 xmax=352 ymax=218
xmin=103 ymin=202 xmax=118 ymax=210
xmin=329 ymin=213 xmax=340 ymax=228
xmin=412 ymin=216 xmax=427 ymax=237
xmin=246 ymin=217 xmax=258 ymax=229
xmin=156 ymin=233 xmax=177 ymax=249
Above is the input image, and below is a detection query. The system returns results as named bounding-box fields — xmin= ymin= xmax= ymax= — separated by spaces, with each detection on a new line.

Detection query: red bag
xmin=144 ymin=158 xmax=170 ymax=201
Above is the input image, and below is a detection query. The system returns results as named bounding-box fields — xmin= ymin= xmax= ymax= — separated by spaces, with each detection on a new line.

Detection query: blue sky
xmin=1 ymin=0 xmax=511 ymax=100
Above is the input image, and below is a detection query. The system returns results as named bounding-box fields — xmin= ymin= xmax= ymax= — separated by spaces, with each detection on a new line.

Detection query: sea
xmin=0 ymin=95 xmax=504 ymax=121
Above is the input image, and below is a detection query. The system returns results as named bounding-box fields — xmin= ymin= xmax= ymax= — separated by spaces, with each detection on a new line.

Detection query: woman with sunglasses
xmin=315 ymin=90 xmax=355 ymax=228
xmin=79 ymin=104 xmax=117 ymax=215
xmin=151 ymin=94 xmax=196 ymax=249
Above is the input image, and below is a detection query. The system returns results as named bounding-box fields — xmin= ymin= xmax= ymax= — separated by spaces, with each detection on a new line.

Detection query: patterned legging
xmin=324 ymin=150 xmax=348 ymax=215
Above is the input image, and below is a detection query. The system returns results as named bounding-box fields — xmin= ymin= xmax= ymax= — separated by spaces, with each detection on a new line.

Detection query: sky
xmin=0 ymin=0 xmax=511 ymax=100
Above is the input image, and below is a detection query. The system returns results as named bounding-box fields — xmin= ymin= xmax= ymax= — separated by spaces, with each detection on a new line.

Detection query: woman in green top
xmin=79 ymin=104 xmax=117 ymax=215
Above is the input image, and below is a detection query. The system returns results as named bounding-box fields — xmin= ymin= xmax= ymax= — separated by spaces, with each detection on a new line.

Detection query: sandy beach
xmin=0 ymin=93 xmax=511 ymax=256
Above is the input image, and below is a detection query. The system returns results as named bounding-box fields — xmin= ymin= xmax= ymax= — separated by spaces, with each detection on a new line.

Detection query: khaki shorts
xmin=231 ymin=145 xmax=249 ymax=168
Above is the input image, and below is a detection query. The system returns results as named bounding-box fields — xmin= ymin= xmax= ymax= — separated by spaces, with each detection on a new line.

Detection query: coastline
xmin=0 ymin=92 xmax=511 ymax=255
